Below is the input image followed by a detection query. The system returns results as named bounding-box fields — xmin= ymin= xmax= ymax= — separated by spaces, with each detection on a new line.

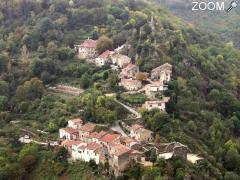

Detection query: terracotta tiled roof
xmin=131 ymin=124 xmax=143 ymax=132
xmin=152 ymin=63 xmax=172 ymax=72
xmin=69 ymin=118 xmax=83 ymax=124
xmin=124 ymin=137 xmax=137 ymax=144
xmin=123 ymin=64 xmax=137 ymax=71
xmin=61 ymin=127 xmax=79 ymax=134
xmin=80 ymin=39 xmax=97 ymax=48
xmin=62 ymin=140 xmax=82 ymax=147
xmin=121 ymin=78 xmax=140 ymax=84
xmin=148 ymin=81 xmax=163 ymax=87
xmin=145 ymin=98 xmax=170 ymax=105
xmin=79 ymin=123 xmax=96 ymax=132
xmin=135 ymin=127 xmax=153 ymax=135
xmin=111 ymin=143 xmax=132 ymax=157
xmin=86 ymin=142 xmax=103 ymax=151
xmin=112 ymin=53 xmax=130 ymax=59
xmin=98 ymin=50 xmax=113 ymax=59
xmin=89 ymin=131 xmax=107 ymax=139
xmin=100 ymin=133 xmax=121 ymax=144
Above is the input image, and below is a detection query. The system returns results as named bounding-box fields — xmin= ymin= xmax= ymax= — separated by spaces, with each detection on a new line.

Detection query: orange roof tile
xmin=62 ymin=140 xmax=82 ymax=147
xmin=80 ymin=39 xmax=97 ymax=48
xmin=111 ymin=143 xmax=132 ymax=156
xmin=148 ymin=81 xmax=163 ymax=87
xmin=123 ymin=64 xmax=137 ymax=71
xmin=79 ymin=123 xmax=96 ymax=132
xmin=152 ymin=63 xmax=172 ymax=72
xmin=69 ymin=118 xmax=83 ymax=124
xmin=131 ymin=124 xmax=143 ymax=132
xmin=98 ymin=50 xmax=114 ymax=59
xmin=100 ymin=133 xmax=121 ymax=144
xmin=89 ymin=131 xmax=107 ymax=139
xmin=86 ymin=142 xmax=103 ymax=151
xmin=61 ymin=127 xmax=79 ymax=134
xmin=121 ymin=78 xmax=141 ymax=84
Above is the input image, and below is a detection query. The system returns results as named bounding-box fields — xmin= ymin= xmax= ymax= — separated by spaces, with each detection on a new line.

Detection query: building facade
xmin=76 ymin=39 xmax=98 ymax=59
xmin=151 ymin=63 xmax=172 ymax=82
xmin=121 ymin=79 xmax=142 ymax=91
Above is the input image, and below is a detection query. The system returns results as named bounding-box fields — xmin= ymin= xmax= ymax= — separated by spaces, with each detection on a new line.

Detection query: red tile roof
xmin=131 ymin=124 xmax=143 ymax=132
xmin=100 ymin=133 xmax=121 ymax=144
xmin=124 ymin=64 xmax=137 ymax=71
xmin=111 ymin=143 xmax=132 ymax=156
xmin=89 ymin=131 xmax=107 ymax=139
xmin=62 ymin=140 xmax=82 ymax=147
xmin=86 ymin=142 xmax=103 ymax=151
xmin=152 ymin=63 xmax=172 ymax=72
xmin=61 ymin=127 xmax=79 ymax=134
xmin=98 ymin=50 xmax=113 ymax=59
xmin=145 ymin=98 xmax=169 ymax=105
xmin=69 ymin=118 xmax=83 ymax=124
xmin=121 ymin=78 xmax=141 ymax=84
xmin=79 ymin=123 xmax=96 ymax=132
xmin=148 ymin=81 xmax=163 ymax=87
xmin=80 ymin=39 xmax=97 ymax=48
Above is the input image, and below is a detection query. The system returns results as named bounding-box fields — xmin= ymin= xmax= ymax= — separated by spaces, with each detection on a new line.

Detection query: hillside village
xmin=2 ymin=0 xmax=240 ymax=179
xmin=57 ymin=38 xmax=203 ymax=176
xmin=75 ymin=38 xmax=173 ymax=112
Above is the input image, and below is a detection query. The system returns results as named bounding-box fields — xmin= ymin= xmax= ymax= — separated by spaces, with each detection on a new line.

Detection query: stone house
xmin=95 ymin=50 xmax=114 ymax=66
xmin=75 ymin=38 xmax=98 ymax=59
xmin=99 ymin=133 xmax=121 ymax=149
xmin=68 ymin=118 xmax=83 ymax=129
xmin=111 ymin=53 xmax=131 ymax=68
xmin=59 ymin=127 xmax=79 ymax=140
xmin=120 ymin=64 xmax=139 ymax=79
xmin=145 ymin=81 xmax=167 ymax=99
xmin=130 ymin=124 xmax=154 ymax=142
xmin=71 ymin=142 xmax=105 ymax=164
xmin=151 ymin=63 xmax=172 ymax=82
xmin=85 ymin=131 xmax=107 ymax=144
xmin=61 ymin=140 xmax=84 ymax=154
xmin=121 ymin=78 xmax=142 ymax=91
xmin=109 ymin=143 xmax=132 ymax=176
xmin=144 ymin=97 xmax=170 ymax=111
xmin=78 ymin=123 xmax=96 ymax=140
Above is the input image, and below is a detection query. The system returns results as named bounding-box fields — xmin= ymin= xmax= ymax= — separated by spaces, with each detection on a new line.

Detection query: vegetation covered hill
xmin=0 ymin=0 xmax=240 ymax=179
xmin=158 ymin=0 xmax=240 ymax=47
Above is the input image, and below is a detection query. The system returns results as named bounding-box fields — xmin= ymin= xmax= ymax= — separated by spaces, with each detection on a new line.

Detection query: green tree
xmin=224 ymin=171 xmax=240 ymax=180
xmin=19 ymin=144 xmax=38 ymax=162
xmin=80 ymin=74 xmax=91 ymax=89
xmin=0 ymin=53 xmax=8 ymax=72
xmin=0 ymin=96 xmax=8 ymax=111
xmin=96 ymin=35 xmax=113 ymax=54
xmin=0 ymin=80 xmax=9 ymax=96
xmin=15 ymin=78 xmax=45 ymax=102
xmin=57 ymin=47 xmax=74 ymax=61
xmin=224 ymin=149 xmax=240 ymax=171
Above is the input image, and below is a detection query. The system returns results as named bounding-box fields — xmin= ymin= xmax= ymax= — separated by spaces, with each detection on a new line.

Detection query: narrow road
xmin=114 ymin=99 xmax=142 ymax=119
xmin=111 ymin=120 xmax=128 ymax=137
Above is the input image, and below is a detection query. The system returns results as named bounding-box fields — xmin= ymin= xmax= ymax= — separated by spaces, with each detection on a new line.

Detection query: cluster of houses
xmin=75 ymin=38 xmax=173 ymax=112
xmin=59 ymin=118 xmax=155 ymax=176
xmin=119 ymin=63 xmax=172 ymax=112
xmin=59 ymin=118 xmax=203 ymax=176
xmin=75 ymin=38 xmax=131 ymax=68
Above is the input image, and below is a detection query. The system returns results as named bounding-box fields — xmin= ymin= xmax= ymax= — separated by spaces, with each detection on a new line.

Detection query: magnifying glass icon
xmin=226 ymin=1 xmax=238 ymax=13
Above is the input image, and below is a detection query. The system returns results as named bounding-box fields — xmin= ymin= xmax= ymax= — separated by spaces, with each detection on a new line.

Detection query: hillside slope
xmin=0 ymin=0 xmax=240 ymax=179
xmin=157 ymin=0 xmax=240 ymax=47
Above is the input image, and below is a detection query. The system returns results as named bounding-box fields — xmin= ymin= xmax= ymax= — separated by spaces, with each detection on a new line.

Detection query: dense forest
xmin=1 ymin=0 xmax=240 ymax=179
xmin=158 ymin=0 xmax=240 ymax=47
